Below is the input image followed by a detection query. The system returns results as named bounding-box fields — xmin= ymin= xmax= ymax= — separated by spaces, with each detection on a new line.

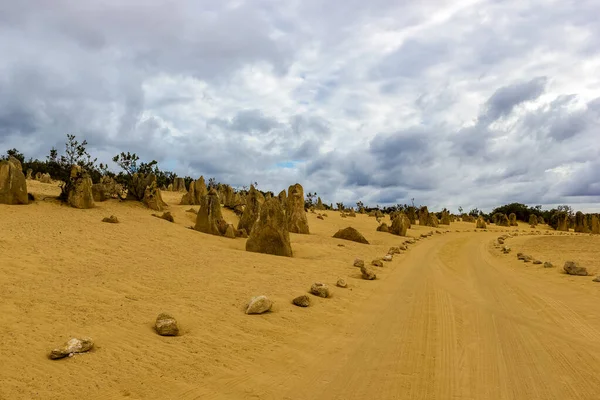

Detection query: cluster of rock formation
xmin=185 ymin=181 xmax=310 ymax=256
xmin=417 ymin=206 xmax=445 ymax=227
xmin=180 ymin=176 xmax=208 ymax=206
xmin=493 ymin=213 xmax=510 ymax=227
xmin=574 ymin=211 xmax=600 ymax=234
xmin=92 ymin=176 xmax=124 ymax=202
xmin=32 ymin=171 xmax=52 ymax=183
xmin=172 ymin=177 xmax=186 ymax=192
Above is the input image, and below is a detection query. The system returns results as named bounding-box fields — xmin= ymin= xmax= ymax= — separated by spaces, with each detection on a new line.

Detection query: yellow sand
xmin=1 ymin=180 xmax=600 ymax=399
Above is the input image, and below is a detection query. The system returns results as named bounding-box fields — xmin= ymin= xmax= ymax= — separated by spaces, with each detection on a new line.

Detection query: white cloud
xmin=1 ymin=0 xmax=599 ymax=212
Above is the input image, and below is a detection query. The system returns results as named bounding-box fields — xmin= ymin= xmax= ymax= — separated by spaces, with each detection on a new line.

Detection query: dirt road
xmin=3 ymin=188 xmax=599 ymax=400
xmin=264 ymin=233 xmax=600 ymax=400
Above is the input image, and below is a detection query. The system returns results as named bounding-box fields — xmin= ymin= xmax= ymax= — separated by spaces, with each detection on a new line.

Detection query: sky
xmin=1 ymin=0 xmax=599 ymax=212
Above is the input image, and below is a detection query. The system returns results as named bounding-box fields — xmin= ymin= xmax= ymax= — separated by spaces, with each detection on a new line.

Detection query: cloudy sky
xmin=1 ymin=0 xmax=599 ymax=212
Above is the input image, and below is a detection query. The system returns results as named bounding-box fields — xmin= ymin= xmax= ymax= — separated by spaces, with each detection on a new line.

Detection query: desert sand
xmin=1 ymin=180 xmax=600 ymax=399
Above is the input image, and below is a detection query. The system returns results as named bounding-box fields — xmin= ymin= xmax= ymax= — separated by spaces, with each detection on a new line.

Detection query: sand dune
xmin=1 ymin=181 xmax=599 ymax=399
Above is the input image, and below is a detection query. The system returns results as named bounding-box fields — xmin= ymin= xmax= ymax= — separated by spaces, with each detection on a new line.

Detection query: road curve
xmin=276 ymin=233 xmax=600 ymax=400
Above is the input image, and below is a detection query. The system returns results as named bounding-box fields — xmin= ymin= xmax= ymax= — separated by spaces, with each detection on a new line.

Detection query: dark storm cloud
xmin=480 ymin=77 xmax=547 ymax=124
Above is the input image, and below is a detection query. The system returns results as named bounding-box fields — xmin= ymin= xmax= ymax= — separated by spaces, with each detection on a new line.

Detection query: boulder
xmin=102 ymin=215 xmax=119 ymax=223
xmin=382 ymin=254 xmax=392 ymax=262
xmin=236 ymin=228 xmax=248 ymax=238
xmin=153 ymin=211 xmax=174 ymax=222
xmin=35 ymin=171 xmax=42 ymax=180
xmin=286 ymin=183 xmax=310 ymax=234
xmin=155 ymin=313 xmax=179 ymax=336
xmin=49 ymin=337 xmax=94 ymax=360
xmin=310 ymin=282 xmax=330 ymax=298
xmin=26 ymin=168 xmax=33 ymax=180
xmin=543 ymin=262 xmax=554 ymax=268
xmin=194 ymin=188 xmax=226 ymax=236
xmin=509 ymin=213 xmax=518 ymax=226
xmin=238 ymin=185 xmax=262 ymax=234
xmin=564 ymin=261 xmax=588 ymax=276
xmin=336 ymin=278 xmax=347 ymax=288
xmin=388 ymin=246 xmax=401 ymax=255
xmin=371 ymin=259 xmax=384 ymax=267
xmin=376 ymin=223 xmax=389 ymax=233
xmin=533 ymin=259 xmax=542 ymax=265
xmin=0 ymin=157 xmax=28 ymax=205
xmin=360 ymin=265 xmax=376 ymax=280
xmin=67 ymin=165 xmax=95 ymax=209
xmin=332 ymin=227 xmax=369 ymax=244
xmin=593 ymin=276 xmax=600 ymax=283
xmin=292 ymin=295 xmax=310 ymax=307
xmin=246 ymin=198 xmax=293 ymax=257
xmin=246 ymin=295 xmax=272 ymax=314
xmin=353 ymin=259 xmax=365 ymax=268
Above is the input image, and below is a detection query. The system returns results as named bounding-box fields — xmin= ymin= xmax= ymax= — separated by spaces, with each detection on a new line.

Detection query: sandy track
xmin=3 ymin=185 xmax=600 ymax=400
xmin=263 ymin=233 xmax=600 ymax=400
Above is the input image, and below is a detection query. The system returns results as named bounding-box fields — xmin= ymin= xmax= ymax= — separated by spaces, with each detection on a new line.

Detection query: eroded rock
xmin=292 ymin=295 xmax=310 ymax=307
xmin=49 ymin=337 xmax=94 ymax=360
xmin=246 ymin=295 xmax=273 ymax=314
xmin=332 ymin=227 xmax=369 ymax=244
xmin=564 ymin=261 xmax=588 ymax=276
xmin=310 ymin=282 xmax=330 ymax=298
xmin=155 ymin=313 xmax=179 ymax=336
